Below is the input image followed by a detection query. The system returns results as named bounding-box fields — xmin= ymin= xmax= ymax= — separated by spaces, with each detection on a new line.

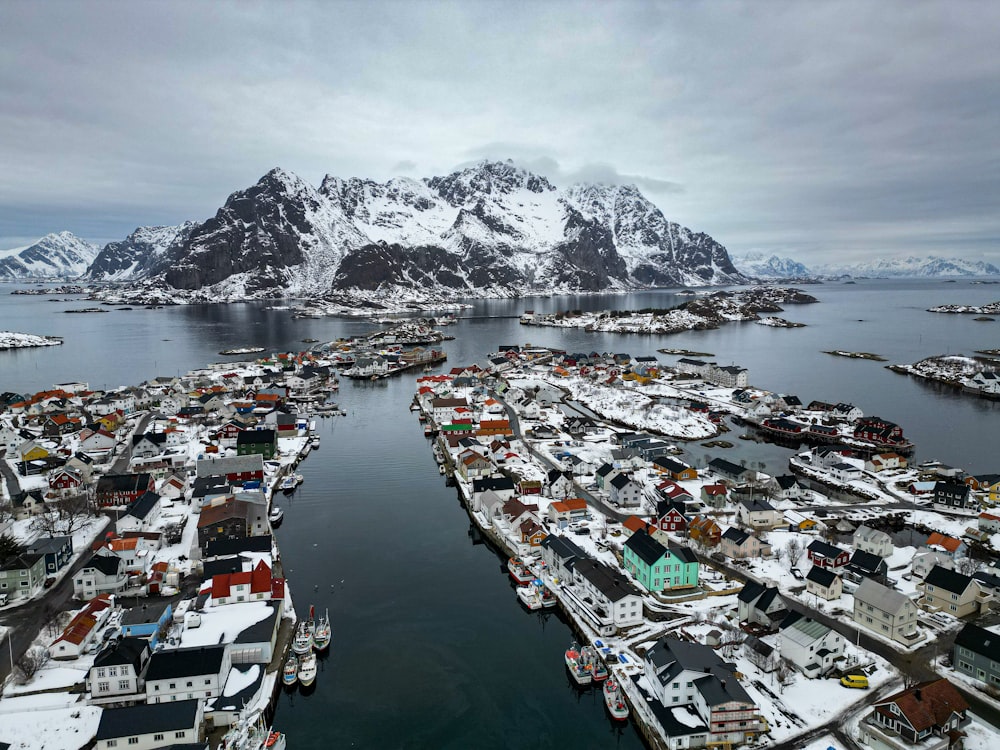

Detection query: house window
xmin=128 ymin=739 xmax=139 ymax=746
xmin=119 ymin=680 xmax=130 ymax=690
xmin=205 ymin=678 xmax=211 ymax=685
xmin=952 ymin=593 xmax=958 ymax=601
xmin=107 ymin=742 xmax=117 ymax=748
xmin=672 ymin=696 xmax=679 ymax=703
xmin=96 ymin=668 xmax=106 ymax=678
xmin=175 ymin=731 xmax=186 ymax=738
xmin=108 ymin=667 xmax=117 ymax=677
xmin=186 ymin=681 xmax=193 ymax=687
xmin=154 ymin=734 xmax=164 ymax=741
xmin=98 ymin=681 xmax=110 ymax=692
xmin=169 ymin=682 xmax=175 ymax=689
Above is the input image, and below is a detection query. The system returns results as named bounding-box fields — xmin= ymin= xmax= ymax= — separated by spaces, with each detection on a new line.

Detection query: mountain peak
xmin=426 ymin=160 xmax=556 ymax=207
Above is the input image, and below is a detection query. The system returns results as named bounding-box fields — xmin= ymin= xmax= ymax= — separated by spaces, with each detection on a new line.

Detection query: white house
xmin=567 ymin=558 xmax=643 ymax=634
xmin=780 ymin=613 xmax=845 ymax=678
xmin=853 ymin=525 xmax=894 ymax=558
xmin=852 ymin=578 xmax=922 ymax=646
xmin=88 ymin=637 xmax=150 ymax=705
xmin=608 ymin=473 xmax=644 ymax=508
xmin=144 ymin=644 xmax=230 ymax=704
xmin=94 ymin=700 xmax=203 ymax=750
xmin=74 ymin=552 xmax=127 ymax=601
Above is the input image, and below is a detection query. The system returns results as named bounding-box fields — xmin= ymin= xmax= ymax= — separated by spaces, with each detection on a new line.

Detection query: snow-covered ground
xmin=0 ymin=331 xmax=62 ymax=350
xmin=0 ymin=697 xmax=101 ymax=750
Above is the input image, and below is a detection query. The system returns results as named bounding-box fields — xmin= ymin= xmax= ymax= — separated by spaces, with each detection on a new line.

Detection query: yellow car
xmin=840 ymin=674 xmax=869 ymax=689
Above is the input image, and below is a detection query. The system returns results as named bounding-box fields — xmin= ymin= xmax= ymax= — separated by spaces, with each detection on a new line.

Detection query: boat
xmin=294 ymin=473 xmax=304 ymax=486
xmin=603 ymin=677 xmax=629 ymax=720
xmin=279 ymin=476 xmax=297 ymax=494
xmin=565 ymin=641 xmax=592 ymax=686
xmin=298 ymin=652 xmax=317 ymax=687
xmin=219 ymin=706 xmax=286 ymax=750
xmin=539 ymin=583 xmax=558 ymax=608
xmin=268 ymin=507 xmax=284 ymax=527
xmin=310 ymin=434 xmax=320 ymax=449
xmin=507 ymin=557 xmax=534 ymax=586
xmin=313 ymin=609 xmax=332 ymax=652
xmin=291 ymin=619 xmax=314 ymax=656
xmin=590 ymin=650 xmax=609 ymax=682
xmin=516 ymin=585 xmax=543 ymax=610
xmin=282 ymin=655 xmax=298 ymax=686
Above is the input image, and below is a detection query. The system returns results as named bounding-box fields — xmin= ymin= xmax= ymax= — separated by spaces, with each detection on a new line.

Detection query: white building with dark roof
xmin=94 ymin=699 xmax=203 ymax=750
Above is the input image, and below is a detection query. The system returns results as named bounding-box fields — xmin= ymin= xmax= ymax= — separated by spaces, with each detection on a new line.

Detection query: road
xmin=108 ymin=411 xmax=154 ymax=474
xmin=496 ymin=390 xmax=632 ymax=524
xmin=0 ymin=516 xmax=111 ymax=684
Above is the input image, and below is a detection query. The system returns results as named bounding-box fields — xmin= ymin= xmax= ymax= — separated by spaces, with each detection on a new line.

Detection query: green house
xmin=236 ymin=429 xmax=277 ymax=459
xmin=623 ymin=528 xmax=699 ymax=593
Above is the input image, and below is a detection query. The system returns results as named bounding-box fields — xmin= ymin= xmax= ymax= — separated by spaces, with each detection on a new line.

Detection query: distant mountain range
xmin=1 ymin=161 xmax=745 ymax=298
xmin=731 ymin=251 xmax=1000 ymax=280
xmin=0 ymin=231 xmax=99 ymax=279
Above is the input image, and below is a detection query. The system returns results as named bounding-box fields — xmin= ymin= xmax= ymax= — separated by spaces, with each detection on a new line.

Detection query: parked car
xmin=840 ymin=675 xmax=869 ymax=689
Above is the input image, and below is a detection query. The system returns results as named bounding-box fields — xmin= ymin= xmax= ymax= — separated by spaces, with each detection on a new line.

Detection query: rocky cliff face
xmin=84 ymin=160 xmax=747 ymax=297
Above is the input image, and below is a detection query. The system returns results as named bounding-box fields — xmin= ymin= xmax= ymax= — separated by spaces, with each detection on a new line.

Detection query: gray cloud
xmin=0 ymin=1 xmax=998 ymax=264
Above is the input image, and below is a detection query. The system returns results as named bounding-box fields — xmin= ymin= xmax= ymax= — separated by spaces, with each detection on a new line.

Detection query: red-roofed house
xmin=210 ymin=560 xmax=284 ymax=606
xmin=51 ymin=594 xmax=115 ymax=660
xmin=861 ymin=678 xmax=968 ymax=748
xmin=547 ymin=498 xmax=589 ymax=528
xmin=924 ymin=532 xmax=966 ymax=558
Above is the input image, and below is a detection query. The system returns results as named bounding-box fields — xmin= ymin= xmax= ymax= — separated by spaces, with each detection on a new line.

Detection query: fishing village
xmin=411 ymin=342 xmax=1000 ymax=750
xmin=0 ymin=342 xmax=363 ymax=749
xmin=1 ymin=305 xmax=1000 ymax=750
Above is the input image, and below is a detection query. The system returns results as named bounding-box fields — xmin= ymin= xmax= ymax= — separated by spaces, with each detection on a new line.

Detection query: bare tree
xmin=721 ymin=628 xmax=745 ymax=659
xmin=30 ymin=492 xmax=96 ymax=537
xmin=776 ymin=658 xmax=794 ymax=692
xmin=786 ymin=538 xmax=804 ymax=570
xmin=955 ymin=556 xmax=981 ymax=577
xmin=14 ymin=647 xmax=50 ymax=684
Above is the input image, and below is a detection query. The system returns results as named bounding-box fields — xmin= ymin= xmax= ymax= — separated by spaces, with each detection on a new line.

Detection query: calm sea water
xmin=1 ymin=278 xmax=998 ymax=748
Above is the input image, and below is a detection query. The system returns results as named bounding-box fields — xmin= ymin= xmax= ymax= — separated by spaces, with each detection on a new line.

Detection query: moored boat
xmin=539 ymin=583 xmax=558 ymax=608
xmin=565 ymin=641 xmax=592 ymax=686
xmin=298 ymin=652 xmax=317 ymax=687
xmin=603 ymin=677 xmax=629 ymax=720
xmin=219 ymin=706 xmax=286 ymax=750
xmin=279 ymin=476 xmax=297 ymax=494
xmin=313 ymin=609 xmax=332 ymax=652
xmin=516 ymin=585 xmax=543 ymax=610
xmin=268 ymin=507 xmax=284 ymax=527
xmin=507 ymin=557 xmax=533 ymax=585
xmin=282 ymin=655 xmax=298 ymax=686
xmin=591 ymin=651 xmax=609 ymax=682
xmin=292 ymin=619 xmax=314 ymax=655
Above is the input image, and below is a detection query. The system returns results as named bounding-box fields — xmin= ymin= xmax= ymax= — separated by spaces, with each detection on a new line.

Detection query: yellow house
xmin=19 ymin=441 xmax=50 ymax=461
xmin=97 ymin=413 xmax=122 ymax=433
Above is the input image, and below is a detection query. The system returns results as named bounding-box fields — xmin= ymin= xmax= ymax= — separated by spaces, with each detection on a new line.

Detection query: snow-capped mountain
xmin=84 ymin=160 xmax=746 ymax=298
xmin=731 ymin=251 xmax=812 ymax=279
xmin=0 ymin=231 xmax=100 ymax=279
xmin=87 ymin=223 xmax=197 ymax=281
xmin=815 ymin=255 xmax=1000 ymax=278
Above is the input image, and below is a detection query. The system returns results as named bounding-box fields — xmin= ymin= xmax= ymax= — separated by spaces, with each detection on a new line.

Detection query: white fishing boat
xmin=590 ymin=649 xmax=609 ymax=682
xmin=565 ymin=641 xmax=592 ymax=686
xmin=516 ymin=585 xmax=543 ymax=610
xmin=603 ymin=677 xmax=629 ymax=720
xmin=291 ymin=619 xmax=314 ymax=655
xmin=282 ymin=655 xmax=298 ymax=686
xmin=268 ymin=506 xmax=284 ymax=527
xmin=313 ymin=609 xmax=332 ymax=652
xmin=298 ymin=652 xmax=317 ymax=687
xmin=310 ymin=434 xmax=320 ymax=449
xmin=279 ymin=476 xmax=297 ymax=494
xmin=219 ymin=706 xmax=286 ymax=750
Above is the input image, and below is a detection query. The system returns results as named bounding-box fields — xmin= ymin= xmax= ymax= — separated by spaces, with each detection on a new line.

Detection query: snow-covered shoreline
xmin=0 ymin=330 xmax=63 ymax=350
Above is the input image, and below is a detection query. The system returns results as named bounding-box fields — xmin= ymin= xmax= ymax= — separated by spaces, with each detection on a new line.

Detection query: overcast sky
xmin=2 ymin=1 xmax=998 ymax=264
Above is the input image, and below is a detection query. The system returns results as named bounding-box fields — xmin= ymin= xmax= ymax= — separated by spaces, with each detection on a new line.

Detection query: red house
xmin=807 ymin=539 xmax=850 ymax=569
xmin=49 ymin=467 xmax=83 ymax=493
xmin=655 ymin=499 xmax=688 ymax=535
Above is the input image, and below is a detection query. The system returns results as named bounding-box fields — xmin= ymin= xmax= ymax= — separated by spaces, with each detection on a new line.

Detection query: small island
xmin=658 ymin=347 xmax=715 ymax=357
xmin=219 ymin=346 xmax=266 ymax=356
xmin=755 ymin=316 xmax=805 ymax=328
xmin=823 ymin=350 xmax=887 ymax=361
xmin=928 ymin=300 xmax=1000 ymax=314
xmin=0 ymin=331 xmax=63 ymax=350
xmin=520 ymin=287 xmax=818 ymax=335
xmin=887 ymin=354 xmax=1000 ymax=399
